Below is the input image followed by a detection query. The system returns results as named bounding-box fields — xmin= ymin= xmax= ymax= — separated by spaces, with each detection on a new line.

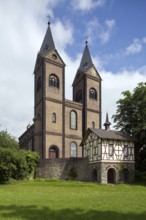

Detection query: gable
xmin=87 ymin=66 xmax=101 ymax=80
xmin=43 ymin=49 xmax=65 ymax=66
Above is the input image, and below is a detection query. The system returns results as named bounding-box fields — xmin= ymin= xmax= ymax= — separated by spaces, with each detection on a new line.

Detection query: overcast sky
xmin=0 ymin=0 xmax=146 ymax=139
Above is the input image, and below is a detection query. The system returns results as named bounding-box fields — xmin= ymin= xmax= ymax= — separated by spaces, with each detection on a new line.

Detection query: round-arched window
xmin=89 ymin=88 xmax=97 ymax=100
xmin=70 ymin=110 xmax=77 ymax=130
xmin=49 ymin=74 xmax=59 ymax=88
xmin=70 ymin=142 xmax=77 ymax=157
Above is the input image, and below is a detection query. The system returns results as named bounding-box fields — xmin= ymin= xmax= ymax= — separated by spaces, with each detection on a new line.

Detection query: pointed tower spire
xmin=79 ymin=41 xmax=93 ymax=71
xmin=40 ymin=20 xmax=55 ymax=55
xmin=104 ymin=113 xmax=111 ymax=130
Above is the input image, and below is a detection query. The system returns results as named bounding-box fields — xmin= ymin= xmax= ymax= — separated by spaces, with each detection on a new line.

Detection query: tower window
xmin=76 ymin=89 xmax=82 ymax=102
xmin=70 ymin=110 xmax=77 ymax=130
xmin=89 ymin=88 xmax=97 ymax=100
xmin=52 ymin=113 xmax=56 ymax=123
xmin=70 ymin=142 xmax=77 ymax=157
xmin=37 ymin=77 xmax=41 ymax=92
xmin=49 ymin=74 xmax=59 ymax=88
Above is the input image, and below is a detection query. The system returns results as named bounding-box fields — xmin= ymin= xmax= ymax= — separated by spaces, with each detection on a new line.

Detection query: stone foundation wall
xmin=35 ymin=158 xmax=90 ymax=181
xmin=35 ymin=159 xmax=135 ymax=184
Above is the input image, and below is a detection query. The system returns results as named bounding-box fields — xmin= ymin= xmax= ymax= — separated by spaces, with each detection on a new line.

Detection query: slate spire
xmin=40 ymin=21 xmax=55 ymax=55
xmin=79 ymin=41 xmax=93 ymax=71
xmin=104 ymin=113 xmax=111 ymax=130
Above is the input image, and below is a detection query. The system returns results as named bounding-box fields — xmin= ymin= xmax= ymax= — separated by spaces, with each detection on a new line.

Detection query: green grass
xmin=0 ymin=180 xmax=146 ymax=220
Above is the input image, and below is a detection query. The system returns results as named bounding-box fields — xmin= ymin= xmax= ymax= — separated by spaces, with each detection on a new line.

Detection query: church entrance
xmin=91 ymin=169 xmax=98 ymax=182
xmin=107 ymin=168 xmax=116 ymax=184
xmin=49 ymin=146 xmax=59 ymax=159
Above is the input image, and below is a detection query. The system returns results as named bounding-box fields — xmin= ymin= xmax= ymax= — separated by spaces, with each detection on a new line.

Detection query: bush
xmin=0 ymin=146 xmax=39 ymax=183
xmin=67 ymin=166 xmax=78 ymax=180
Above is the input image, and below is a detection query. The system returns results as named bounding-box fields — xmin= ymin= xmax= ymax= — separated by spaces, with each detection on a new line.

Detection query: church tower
xmin=33 ymin=21 xmax=65 ymax=159
xmin=72 ymin=41 xmax=102 ymax=136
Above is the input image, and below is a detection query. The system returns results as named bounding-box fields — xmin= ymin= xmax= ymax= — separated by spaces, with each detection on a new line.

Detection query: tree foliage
xmin=0 ymin=130 xmax=39 ymax=183
xmin=0 ymin=130 xmax=19 ymax=149
xmin=112 ymin=82 xmax=146 ymax=172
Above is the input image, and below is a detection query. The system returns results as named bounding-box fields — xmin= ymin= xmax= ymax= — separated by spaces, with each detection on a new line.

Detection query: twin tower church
xmin=19 ymin=21 xmax=135 ymax=184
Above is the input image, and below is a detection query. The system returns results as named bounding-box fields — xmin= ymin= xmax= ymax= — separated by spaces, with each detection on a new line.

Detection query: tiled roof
xmin=90 ymin=128 xmax=136 ymax=141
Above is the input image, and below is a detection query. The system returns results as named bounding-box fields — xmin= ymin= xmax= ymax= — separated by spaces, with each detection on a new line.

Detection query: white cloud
xmin=126 ymin=39 xmax=142 ymax=55
xmin=52 ymin=20 xmax=74 ymax=50
xmin=0 ymin=0 xmax=70 ymax=138
xmin=99 ymin=19 xmax=116 ymax=44
xmin=143 ymin=37 xmax=146 ymax=43
xmin=101 ymin=68 xmax=146 ymax=128
xmin=86 ymin=18 xmax=116 ymax=44
xmin=71 ymin=0 xmax=105 ymax=11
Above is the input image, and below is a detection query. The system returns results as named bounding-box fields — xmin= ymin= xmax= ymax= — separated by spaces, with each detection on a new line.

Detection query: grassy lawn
xmin=0 ymin=180 xmax=146 ymax=220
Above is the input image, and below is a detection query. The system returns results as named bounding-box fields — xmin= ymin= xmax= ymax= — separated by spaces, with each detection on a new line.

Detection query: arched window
xmin=52 ymin=113 xmax=56 ymax=123
xmin=76 ymin=90 xmax=82 ymax=102
xmin=92 ymin=121 xmax=95 ymax=128
xmin=49 ymin=145 xmax=59 ymax=158
xmin=70 ymin=110 xmax=77 ymax=130
xmin=37 ymin=77 xmax=41 ymax=92
xmin=89 ymin=88 xmax=97 ymax=100
xmin=49 ymin=74 xmax=59 ymax=88
xmin=70 ymin=142 xmax=77 ymax=157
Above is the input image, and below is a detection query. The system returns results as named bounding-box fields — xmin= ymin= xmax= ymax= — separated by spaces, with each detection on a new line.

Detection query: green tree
xmin=0 ymin=130 xmax=39 ymax=183
xmin=112 ymin=82 xmax=146 ymax=172
xmin=0 ymin=130 xmax=18 ymax=149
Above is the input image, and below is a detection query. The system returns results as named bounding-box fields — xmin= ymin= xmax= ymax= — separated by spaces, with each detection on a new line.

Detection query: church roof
xmin=39 ymin=22 xmax=55 ymax=55
xmin=79 ymin=42 xmax=93 ymax=71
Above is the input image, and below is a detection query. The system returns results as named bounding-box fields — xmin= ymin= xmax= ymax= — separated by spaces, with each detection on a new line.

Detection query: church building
xmin=19 ymin=20 xmax=102 ymax=160
xmin=19 ymin=21 xmax=135 ymax=184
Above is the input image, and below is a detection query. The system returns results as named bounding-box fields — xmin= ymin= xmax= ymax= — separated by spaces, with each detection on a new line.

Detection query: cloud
xmin=101 ymin=67 xmax=146 ymax=128
xmin=143 ymin=37 xmax=146 ymax=43
xmin=0 ymin=0 xmax=73 ymax=138
xmin=86 ymin=18 xmax=116 ymax=44
xmin=126 ymin=39 xmax=142 ymax=55
xmin=71 ymin=0 xmax=105 ymax=11
xmin=99 ymin=19 xmax=116 ymax=44
xmin=52 ymin=20 xmax=74 ymax=50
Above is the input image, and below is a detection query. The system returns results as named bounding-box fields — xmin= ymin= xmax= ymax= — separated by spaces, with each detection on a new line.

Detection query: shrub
xmin=67 ymin=166 xmax=78 ymax=180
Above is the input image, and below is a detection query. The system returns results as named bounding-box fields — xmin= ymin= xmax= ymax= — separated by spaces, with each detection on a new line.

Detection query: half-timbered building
xmin=80 ymin=123 xmax=135 ymax=184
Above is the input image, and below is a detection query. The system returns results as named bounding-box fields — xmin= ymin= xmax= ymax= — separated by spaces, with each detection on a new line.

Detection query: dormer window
xmin=83 ymin=62 xmax=88 ymax=68
xmin=49 ymin=74 xmax=59 ymax=88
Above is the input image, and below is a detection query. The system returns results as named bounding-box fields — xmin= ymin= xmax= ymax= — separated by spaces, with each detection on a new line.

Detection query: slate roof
xmin=40 ymin=22 xmax=55 ymax=54
xmin=79 ymin=42 xmax=93 ymax=71
xmin=90 ymin=128 xmax=136 ymax=141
